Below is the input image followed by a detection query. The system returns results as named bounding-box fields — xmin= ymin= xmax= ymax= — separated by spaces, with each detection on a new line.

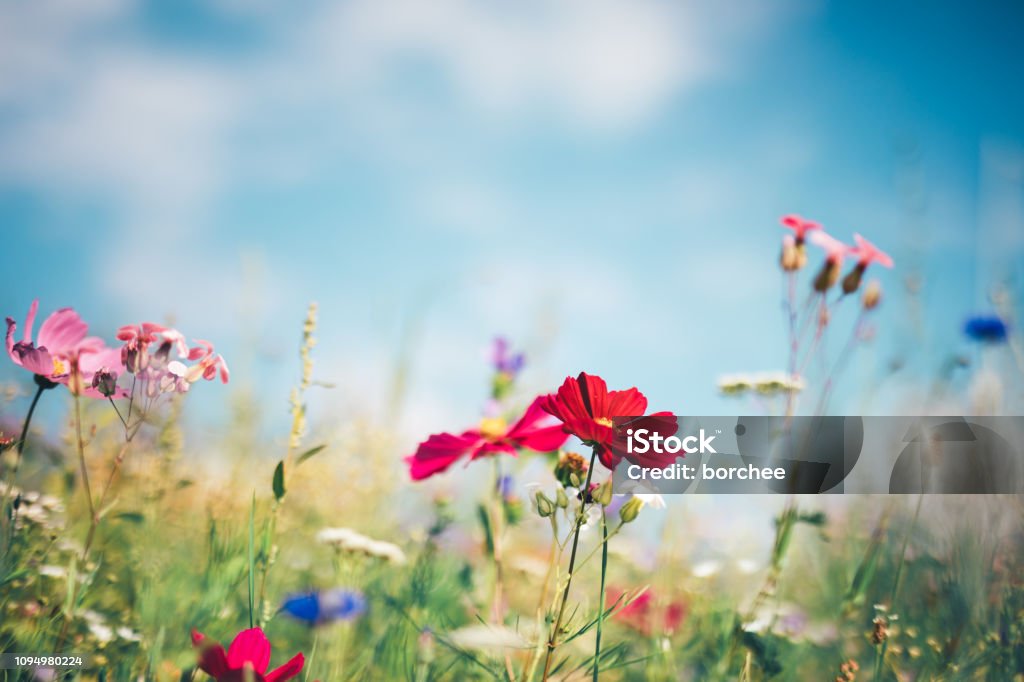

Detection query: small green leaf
xmin=295 ymin=444 xmax=327 ymax=466
xmin=272 ymin=460 xmax=286 ymax=501
xmin=0 ymin=568 xmax=29 ymax=587
xmin=112 ymin=511 xmax=145 ymax=524
xmin=798 ymin=511 xmax=827 ymax=526
xmin=476 ymin=504 xmax=494 ymax=556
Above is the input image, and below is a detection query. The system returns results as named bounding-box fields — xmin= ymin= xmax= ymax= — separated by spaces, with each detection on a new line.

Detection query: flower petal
xmin=192 ymin=630 xmax=230 ymax=677
xmin=604 ymin=387 xmax=647 ymax=420
xmin=505 ymin=396 xmax=570 ymax=452
xmin=226 ymin=628 xmax=272 ymax=674
xmin=12 ymin=342 xmax=54 ymax=376
xmin=507 ymin=395 xmax=573 ymax=448
xmin=406 ymin=431 xmax=482 ymax=480
xmin=35 ymin=307 xmax=88 ymax=355
xmin=541 ymin=374 xmax=599 ymax=438
xmin=22 ymin=299 xmax=39 ymax=344
xmin=264 ymin=653 xmax=305 ymax=682
xmin=6 ymin=317 xmax=19 ymax=364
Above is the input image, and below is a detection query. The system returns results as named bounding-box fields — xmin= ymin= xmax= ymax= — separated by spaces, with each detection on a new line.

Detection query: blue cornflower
xmin=497 ymin=474 xmax=515 ymax=500
xmin=964 ymin=315 xmax=1009 ymax=343
xmin=281 ymin=588 xmax=366 ymax=625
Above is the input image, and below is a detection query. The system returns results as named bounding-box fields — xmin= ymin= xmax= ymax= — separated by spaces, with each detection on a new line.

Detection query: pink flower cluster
xmin=778 ymin=214 xmax=893 ymax=294
xmin=117 ymin=323 xmax=228 ymax=397
xmin=5 ymin=300 xmax=228 ymax=400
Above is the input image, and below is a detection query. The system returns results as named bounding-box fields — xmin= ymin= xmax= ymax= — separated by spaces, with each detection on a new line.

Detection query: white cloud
xmin=0 ymin=55 xmax=234 ymax=217
xmin=306 ymin=0 xmax=789 ymax=131
xmin=0 ymin=0 xmax=796 ymax=228
xmin=0 ymin=0 xmax=129 ymax=102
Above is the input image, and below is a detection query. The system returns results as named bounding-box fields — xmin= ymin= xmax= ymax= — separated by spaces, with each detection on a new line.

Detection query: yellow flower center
xmin=594 ymin=417 xmax=614 ymax=428
xmin=52 ymin=358 xmax=67 ymax=376
xmin=479 ymin=417 xmax=507 ymax=440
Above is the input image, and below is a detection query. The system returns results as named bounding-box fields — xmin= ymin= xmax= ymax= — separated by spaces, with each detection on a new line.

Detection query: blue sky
xmin=1 ymin=0 xmax=1022 ymax=444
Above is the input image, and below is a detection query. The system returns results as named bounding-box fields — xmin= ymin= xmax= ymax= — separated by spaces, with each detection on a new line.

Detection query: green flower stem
xmin=1 ymin=381 xmax=48 ymax=546
xmin=873 ymin=493 xmax=924 ymax=681
xmin=541 ymin=447 xmax=598 ymax=682
xmin=593 ymin=510 xmax=609 ymax=681
xmin=15 ymin=381 xmax=47 ymax=462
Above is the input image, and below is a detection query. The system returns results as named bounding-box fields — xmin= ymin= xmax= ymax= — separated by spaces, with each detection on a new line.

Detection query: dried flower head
xmin=872 ymin=615 xmax=889 ymax=645
xmin=862 ymin=280 xmax=882 ymax=310
xmin=554 ymin=450 xmax=589 ymax=487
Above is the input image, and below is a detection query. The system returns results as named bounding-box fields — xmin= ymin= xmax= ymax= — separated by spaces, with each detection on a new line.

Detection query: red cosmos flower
xmin=540 ymin=372 xmax=676 ymax=469
xmin=191 ymin=628 xmax=303 ymax=682
xmin=780 ymin=215 xmax=821 ymax=243
xmin=850 ymin=233 xmax=893 ymax=269
xmin=406 ymin=396 xmax=569 ymax=480
xmin=608 ymin=587 xmax=686 ymax=636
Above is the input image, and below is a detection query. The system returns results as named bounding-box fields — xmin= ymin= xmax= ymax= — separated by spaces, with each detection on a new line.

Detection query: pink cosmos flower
xmin=191 ymin=627 xmax=304 ymax=682
xmin=6 ymin=300 xmax=87 ymax=379
xmin=780 ymin=215 xmax=821 ymax=243
xmin=850 ymin=233 xmax=894 ymax=269
xmin=406 ymin=397 xmax=569 ymax=480
xmin=5 ymin=300 xmax=124 ymax=397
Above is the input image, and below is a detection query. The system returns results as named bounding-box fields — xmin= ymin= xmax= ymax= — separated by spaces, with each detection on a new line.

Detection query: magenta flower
xmin=5 ymin=300 xmax=124 ymax=397
xmin=850 ymin=233 xmax=894 ymax=269
xmin=780 ymin=215 xmax=821 ymax=244
xmin=191 ymin=628 xmax=304 ymax=682
xmin=406 ymin=397 xmax=569 ymax=480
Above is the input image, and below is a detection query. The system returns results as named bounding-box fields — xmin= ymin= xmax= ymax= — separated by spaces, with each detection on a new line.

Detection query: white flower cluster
xmin=80 ymin=609 xmax=141 ymax=645
xmin=1 ymin=483 xmax=64 ymax=529
xmin=316 ymin=527 xmax=407 ymax=564
xmin=717 ymin=371 xmax=805 ymax=396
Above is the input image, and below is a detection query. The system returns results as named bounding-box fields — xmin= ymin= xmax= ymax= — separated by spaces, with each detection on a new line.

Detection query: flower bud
xmin=813 ymin=260 xmax=840 ymax=293
xmin=619 ymin=497 xmax=644 ymax=524
xmin=862 ymin=280 xmax=882 ymax=310
xmin=121 ymin=340 xmax=145 ymax=374
xmin=554 ymin=487 xmax=569 ymax=509
xmin=91 ymin=368 xmax=119 ymax=398
xmin=152 ymin=340 xmax=172 ymax=367
xmin=779 ymin=238 xmax=807 ymax=272
xmin=595 ymin=479 xmax=613 ymax=507
xmin=534 ymin=490 xmax=555 ymax=518
xmin=841 ymin=263 xmax=865 ymax=295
